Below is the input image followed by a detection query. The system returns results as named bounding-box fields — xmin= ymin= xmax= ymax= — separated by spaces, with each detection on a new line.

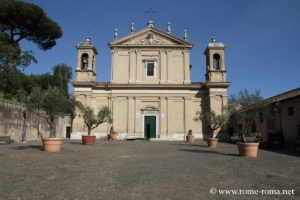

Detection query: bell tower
xmin=75 ymin=37 xmax=98 ymax=82
xmin=204 ymin=37 xmax=226 ymax=82
xmin=203 ymin=37 xmax=230 ymax=120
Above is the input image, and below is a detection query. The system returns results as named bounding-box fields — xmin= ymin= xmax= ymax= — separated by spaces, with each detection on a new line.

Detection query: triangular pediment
xmin=109 ymin=27 xmax=192 ymax=48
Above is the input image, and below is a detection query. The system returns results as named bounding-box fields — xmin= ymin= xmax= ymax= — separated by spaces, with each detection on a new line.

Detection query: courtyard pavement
xmin=0 ymin=140 xmax=299 ymax=200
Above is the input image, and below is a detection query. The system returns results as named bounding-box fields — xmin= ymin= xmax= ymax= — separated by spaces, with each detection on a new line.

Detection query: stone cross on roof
xmin=146 ymin=8 xmax=156 ymax=20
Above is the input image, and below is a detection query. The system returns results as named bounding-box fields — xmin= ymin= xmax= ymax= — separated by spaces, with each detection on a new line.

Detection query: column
xmin=135 ymin=50 xmax=141 ymax=83
xmin=184 ymin=97 xmax=192 ymax=135
xmin=129 ymin=50 xmax=136 ymax=83
xmin=76 ymin=51 xmax=81 ymax=70
xmin=134 ymin=97 xmax=142 ymax=135
xmin=167 ymin=50 xmax=172 ymax=83
xmin=159 ymin=50 xmax=167 ymax=83
xmin=183 ymin=50 xmax=191 ymax=84
xmin=160 ymin=96 xmax=167 ymax=136
xmin=127 ymin=96 xmax=135 ymax=135
xmin=110 ymin=50 xmax=115 ymax=82
xmin=166 ymin=97 xmax=169 ymax=135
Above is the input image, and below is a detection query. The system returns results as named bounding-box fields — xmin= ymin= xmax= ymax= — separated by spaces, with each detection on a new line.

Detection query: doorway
xmin=144 ymin=116 xmax=156 ymax=139
xmin=66 ymin=126 xmax=71 ymax=139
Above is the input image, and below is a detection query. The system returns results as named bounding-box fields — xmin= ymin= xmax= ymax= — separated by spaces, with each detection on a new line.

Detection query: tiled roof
xmin=266 ymin=87 xmax=300 ymax=103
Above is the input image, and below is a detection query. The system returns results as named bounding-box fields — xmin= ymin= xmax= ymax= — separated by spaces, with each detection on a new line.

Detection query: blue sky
xmin=22 ymin=0 xmax=300 ymax=98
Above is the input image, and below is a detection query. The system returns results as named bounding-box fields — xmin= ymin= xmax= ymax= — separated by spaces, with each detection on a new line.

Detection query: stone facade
xmin=0 ymin=98 xmax=72 ymax=142
xmin=72 ymin=21 xmax=230 ymax=140
xmin=255 ymin=88 xmax=300 ymax=147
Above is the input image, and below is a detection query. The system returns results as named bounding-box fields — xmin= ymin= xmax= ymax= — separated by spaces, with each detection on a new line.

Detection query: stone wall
xmin=0 ymin=98 xmax=71 ymax=142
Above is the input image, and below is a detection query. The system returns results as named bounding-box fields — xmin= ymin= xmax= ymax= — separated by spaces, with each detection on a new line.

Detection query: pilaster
xmin=127 ymin=96 xmax=135 ymax=134
xmin=160 ymin=96 xmax=167 ymax=135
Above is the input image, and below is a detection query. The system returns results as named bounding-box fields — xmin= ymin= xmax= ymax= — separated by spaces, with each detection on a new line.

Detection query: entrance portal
xmin=66 ymin=126 xmax=71 ymax=139
xmin=144 ymin=116 xmax=156 ymax=139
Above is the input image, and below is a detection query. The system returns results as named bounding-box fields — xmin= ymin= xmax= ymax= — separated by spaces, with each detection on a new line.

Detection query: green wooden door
xmin=144 ymin=116 xmax=156 ymax=139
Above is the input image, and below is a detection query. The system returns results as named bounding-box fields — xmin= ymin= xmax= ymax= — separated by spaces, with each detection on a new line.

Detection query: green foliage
xmin=227 ymin=89 xmax=264 ymax=142
xmin=0 ymin=67 xmax=24 ymax=99
xmin=0 ymin=0 xmax=63 ymax=97
xmin=52 ymin=64 xmax=72 ymax=95
xmin=0 ymin=63 xmax=72 ymax=100
xmin=0 ymin=0 xmax=62 ymax=50
xmin=26 ymin=87 xmax=43 ymax=111
xmin=76 ymin=102 xmax=113 ymax=135
xmin=27 ymin=87 xmax=74 ymax=138
xmin=195 ymin=110 xmax=228 ymax=138
xmin=0 ymin=17 xmax=36 ymax=71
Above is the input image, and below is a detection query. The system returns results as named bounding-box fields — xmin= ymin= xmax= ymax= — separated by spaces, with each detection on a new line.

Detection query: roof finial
xmin=183 ymin=29 xmax=188 ymax=41
xmin=211 ymin=36 xmax=217 ymax=43
xmin=130 ymin=22 xmax=135 ymax=33
xmin=167 ymin=22 xmax=171 ymax=34
xmin=147 ymin=20 xmax=154 ymax=28
xmin=85 ymin=37 xmax=91 ymax=44
xmin=114 ymin=28 xmax=118 ymax=40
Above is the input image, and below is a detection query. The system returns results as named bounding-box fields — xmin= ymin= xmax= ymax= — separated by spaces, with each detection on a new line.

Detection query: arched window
xmin=213 ymin=54 xmax=221 ymax=70
xmin=81 ymin=53 xmax=89 ymax=70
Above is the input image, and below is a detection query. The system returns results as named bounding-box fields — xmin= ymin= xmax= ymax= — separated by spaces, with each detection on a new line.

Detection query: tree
xmin=0 ymin=0 xmax=62 ymax=50
xmin=0 ymin=32 xmax=37 ymax=70
xmin=76 ymin=102 xmax=112 ymax=135
xmin=0 ymin=0 xmax=62 ymax=97
xmin=196 ymin=110 xmax=228 ymax=138
xmin=227 ymin=89 xmax=264 ymax=142
xmin=52 ymin=64 xmax=72 ymax=95
xmin=27 ymin=87 xmax=72 ymax=138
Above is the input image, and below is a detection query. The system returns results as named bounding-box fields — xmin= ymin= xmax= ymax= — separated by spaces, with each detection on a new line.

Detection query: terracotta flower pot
xmin=42 ymin=138 xmax=63 ymax=152
xmin=82 ymin=135 xmax=96 ymax=145
xmin=207 ymin=138 xmax=219 ymax=148
xmin=186 ymin=135 xmax=195 ymax=142
xmin=237 ymin=142 xmax=259 ymax=158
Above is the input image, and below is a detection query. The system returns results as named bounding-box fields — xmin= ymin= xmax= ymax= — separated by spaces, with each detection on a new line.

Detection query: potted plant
xmin=228 ymin=89 xmax=264 ymax=157
xmin=186 ymin=129 xmax=194 ymax=142
xmin=27 ymin=87 xmax=74 ymax=152
xmin=76 ymin=102 xmax=112 ymax=145
xmin=108 ymin=127 xmax=118 ymax=141
xmin=197 ymin=110 xmax=228 ymax=148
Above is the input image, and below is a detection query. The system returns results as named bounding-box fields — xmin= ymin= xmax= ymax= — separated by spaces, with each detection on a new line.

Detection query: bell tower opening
xmin=213 ymin=54 xmax=221 ymax=70
xmin=81 ymin=53 xmax=89 ymax=70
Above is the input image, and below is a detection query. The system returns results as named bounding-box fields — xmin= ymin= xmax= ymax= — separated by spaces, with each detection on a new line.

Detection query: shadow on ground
xmin=179 ymin=148 xmax=240 ymax=157
xmin=171 ymin=143 xmax=208 ymax=148
xmin=11 ymin=145 xmax=43 ymax=151
xmin=261 ymin=148 xmax=300 ymax=158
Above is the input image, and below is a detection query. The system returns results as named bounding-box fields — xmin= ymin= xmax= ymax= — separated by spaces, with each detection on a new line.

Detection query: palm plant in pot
xmin=76 ymin=102 xmax=112 ymax=145
xmin=27 ymin=87 xmax=74 ymax=152
xmin=197 ymin=110 xmax=228 ymax=148
xmin=228 ymin=89 xmax=264 ymax=157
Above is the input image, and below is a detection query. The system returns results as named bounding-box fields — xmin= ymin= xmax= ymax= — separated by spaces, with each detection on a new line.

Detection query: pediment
xmin=109 ymin=28 xmax=192 ymax=48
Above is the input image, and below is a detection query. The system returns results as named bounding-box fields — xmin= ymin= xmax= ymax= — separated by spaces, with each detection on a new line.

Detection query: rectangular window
xmin=288 ymin=106 xmax=295 ymax=116
xmin=147 ymin=62 xmax=154 ymax=77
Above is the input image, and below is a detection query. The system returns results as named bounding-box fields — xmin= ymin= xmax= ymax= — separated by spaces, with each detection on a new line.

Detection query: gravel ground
xmin=0 ymin=140 xmax=299 ymax=200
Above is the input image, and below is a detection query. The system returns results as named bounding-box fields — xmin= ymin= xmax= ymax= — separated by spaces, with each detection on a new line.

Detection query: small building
xmin=255 ymin=88 xmax=300 ymax=147
xmin=71 ymin=20 xmax=230 ymax=140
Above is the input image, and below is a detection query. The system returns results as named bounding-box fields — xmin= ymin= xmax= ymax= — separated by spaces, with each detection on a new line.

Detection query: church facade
xmin=71 ymin=20 xmax=230 ymax=140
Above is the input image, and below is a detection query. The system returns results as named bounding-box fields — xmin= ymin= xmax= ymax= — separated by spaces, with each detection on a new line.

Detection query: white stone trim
xmin=71 ymin=131 xmax=204 ymax=141
xmin=144 ymin=60 xmax=156 ymax=79
xmin=91 ymin=90 xmax=201 ymax=94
